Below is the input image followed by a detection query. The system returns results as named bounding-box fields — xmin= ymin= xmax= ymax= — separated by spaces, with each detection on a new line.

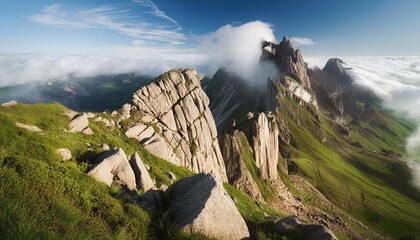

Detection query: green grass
xmin=224 ymin=183 xmax=296 ymax=239
xmin=100 ymin=82 xmax=119 ymax=90
xmin=0 ymin=103 xmax=198 ymax=239
xmin=279 ymin=109 xmax=420 ymax=238
xmin=272 ymin=79 xmax=420 ymax=238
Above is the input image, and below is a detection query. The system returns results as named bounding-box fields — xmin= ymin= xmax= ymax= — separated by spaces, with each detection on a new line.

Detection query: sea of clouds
xmin=307 ymin=56 xmax=420 ymax=189
xmin=0 ymin=21 xmax=276 ymax=87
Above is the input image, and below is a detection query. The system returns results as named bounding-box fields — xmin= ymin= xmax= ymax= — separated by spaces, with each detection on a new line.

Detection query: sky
xmin=1 ymin=0 xmax=419 ymax=56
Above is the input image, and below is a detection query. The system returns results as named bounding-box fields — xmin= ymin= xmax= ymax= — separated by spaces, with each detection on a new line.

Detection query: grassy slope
xmin=0 ymin=103 xmax=193 ymax=239
xmin=275 ymin=82 xmax=420 ymax=238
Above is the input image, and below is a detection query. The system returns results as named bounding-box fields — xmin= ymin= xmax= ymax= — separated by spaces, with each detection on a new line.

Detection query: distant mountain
xmin=0 ymin=74 xmax=152 ymax=112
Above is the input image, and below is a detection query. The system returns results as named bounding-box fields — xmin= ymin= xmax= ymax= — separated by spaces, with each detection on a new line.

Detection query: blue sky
xmin=1 ymin=0 xmax=419 ymax=56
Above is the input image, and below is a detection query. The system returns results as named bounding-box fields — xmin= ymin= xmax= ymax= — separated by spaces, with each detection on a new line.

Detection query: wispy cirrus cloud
xmin=290 ymin=37 xmax=315 ymax=46
xmin=133 ymin=0 xmax=181 ymax=30
xmin=28 ymin=1 xmax=184 ymax=46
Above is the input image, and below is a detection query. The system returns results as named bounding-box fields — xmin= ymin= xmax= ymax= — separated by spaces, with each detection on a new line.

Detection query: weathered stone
xmin=246 ymin=112 xmax=279 ymax=180
xmin=15 ymin=122 xmax=42 ymax=132
xmin=159 ymin=184 xmax=168 ymax=192
xmin=119 ymin=103 xmax=132 ymax=121
xmin=123 ymin=69 xmax=228 ymax=182
xmin=94 ymin=116 xmax=114 ymax=128
xmin=219 ymin=131 xmax=262 ymax=199
xmin=88 ymin=148 xmax=136 ymax=190
xmin=165 ymin=173 xmax=249 ymax=239
xmin=56 ymin=148 xmax=72 ymax=161
xmin=1 ymin=100 xmax=17 ymax=107
xmin=81 ymin=127 xmax=93 ymax=135
xmin=275 ymin=216 xmax=337 ymax=240
xmin=129 ymin=152 xmax=154 ymax=192
xmin=86 ymin=112 xmax=96 ymax=119
xmin=166 ymin=172 xmax=176 ymax=181
xmin=69 ymin=113 xmax=89 ymax=133
xmin=62 ymin=111 xmax=78 ymax=119
xmin=100 ymin=143 xmax=110 ymax=151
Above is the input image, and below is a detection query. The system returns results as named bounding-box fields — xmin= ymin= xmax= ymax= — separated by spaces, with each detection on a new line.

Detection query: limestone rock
xmin=129 ymin=152 xmax=154 ymax=192
xmin=165 ymin=173 xmax=249 ymax=239
xmin=1 ymin=100 xmax=17 ymax=107
xmin=56 ymin=148 xmax=72 ymax=161
xmin=123 ymin=69 xmax=228 ymax=182
xmin=261 ymin=37 xmax=312 ymax=91
xmin=81 ymin=127 xmax=93 ymax=135
xmin=68 ymin=113 xmax=93 ymax=134
xmin=245 ymin=112 xmax=279 ymax=180
xmin=100 ymin=143 xmax=110 ymax=151
xmin=159 ymin=184 xmax=168 ymax=192
xmin=275 ymin=216 xmax=337 ymax=240
xmin=62 ymin=111 xmax=78 ymax=119
xmin=88 ymin=148 xmax=136 ymax=190
xmin=218 ymin=130 xmax=262 ymax=199
xmin=86 ymin=112 xmax=96 ymax=119
xmin=94 ymin=116 xmax=114 ymax=128
xmin=166 ymin=172 xmax=176 ymax=181
xmin=15 ymin=122 xmax=42 ymax=132
xmin=119 ymin=103 xmax=132 ymax=121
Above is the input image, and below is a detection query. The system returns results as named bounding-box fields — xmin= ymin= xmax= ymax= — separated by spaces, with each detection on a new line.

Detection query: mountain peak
xmin=323 ymin=58 xmax=345 ymax=76
xmin=261 ymin=36 xmax=312 ymax=91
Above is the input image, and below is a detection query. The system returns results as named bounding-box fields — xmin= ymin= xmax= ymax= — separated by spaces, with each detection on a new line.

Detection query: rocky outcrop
xmin=218 ymin=130 xmax=262 ymax=199
xmin=129 ymin=152 xmax=154 ymax=192
xmin=244 ymin=112 xmax=279 ymax=180
xmin=122 ymin=69 xmax=227 ymax=182
xmin=1 ymin=100 xmax=17 ymax=107
xmin=15 ymin=122 xmax=43 ymax=132
xmin=261 ymin=36 xmax=312 ymax=91
xmin=164 ymin=173 xmax=249 ymax=239
xmin=275 ymin=216 xmax=337 ymax=240
xmin=56 ymin=148 xmax=72 ymax=161
xmin=68 ymin=113 xmax=93 ymax=134
xmin=88 ymin=148 xmax=137 ymax=190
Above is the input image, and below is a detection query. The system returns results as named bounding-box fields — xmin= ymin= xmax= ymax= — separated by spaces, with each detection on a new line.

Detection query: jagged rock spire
xmin=261 ymin=36 xmax=312 ymax=91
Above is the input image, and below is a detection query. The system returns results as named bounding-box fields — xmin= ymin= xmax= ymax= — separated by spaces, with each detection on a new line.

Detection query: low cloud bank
xmin=307 ymin=56 xmax=420 ymax=189
xmin=0 ymin=21 xmax=277 ymax=87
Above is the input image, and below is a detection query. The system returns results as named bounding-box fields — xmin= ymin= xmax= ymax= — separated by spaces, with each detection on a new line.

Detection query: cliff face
xmin=203 ymin=69 xmax=265 ymax=133
xmin=261 ymin=36 xmax=312 ymax=92
xmin=246 ymin=112 xmax=279 ymax=180
xmin=218 ymin=130 xmax=262 ymax=199
xmin=120 ymin=69 xmax=228 ymax=182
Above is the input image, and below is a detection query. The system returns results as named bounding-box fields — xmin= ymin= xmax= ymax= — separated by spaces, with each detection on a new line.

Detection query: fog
xmin=0 ymin=21 xmax=277 ymax=87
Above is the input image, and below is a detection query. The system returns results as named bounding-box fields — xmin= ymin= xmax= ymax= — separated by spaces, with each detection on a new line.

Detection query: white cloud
xmin=195 ymin=21 xmax=277 ymax=84
xmin=28 ymin=2 xmax=184 ymax=46
xmin=290 ymin=37 xmax=315 ymax=46
xmin=133 ymin=0 xmax=181 ymax=29
xmin=0 ymin=21 xmax=277 ymax=88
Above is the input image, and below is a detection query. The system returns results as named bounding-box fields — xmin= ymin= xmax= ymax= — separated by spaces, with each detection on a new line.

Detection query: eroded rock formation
xmin=218 ymin=130 xmax=262 ymax=199
xmin=89 ymin=148 xmax=137 ymax=190
xmin=244 ymin=112 xmax=279 ymax=180
xmin=121 ymin=69 xmax=227 ymax=182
